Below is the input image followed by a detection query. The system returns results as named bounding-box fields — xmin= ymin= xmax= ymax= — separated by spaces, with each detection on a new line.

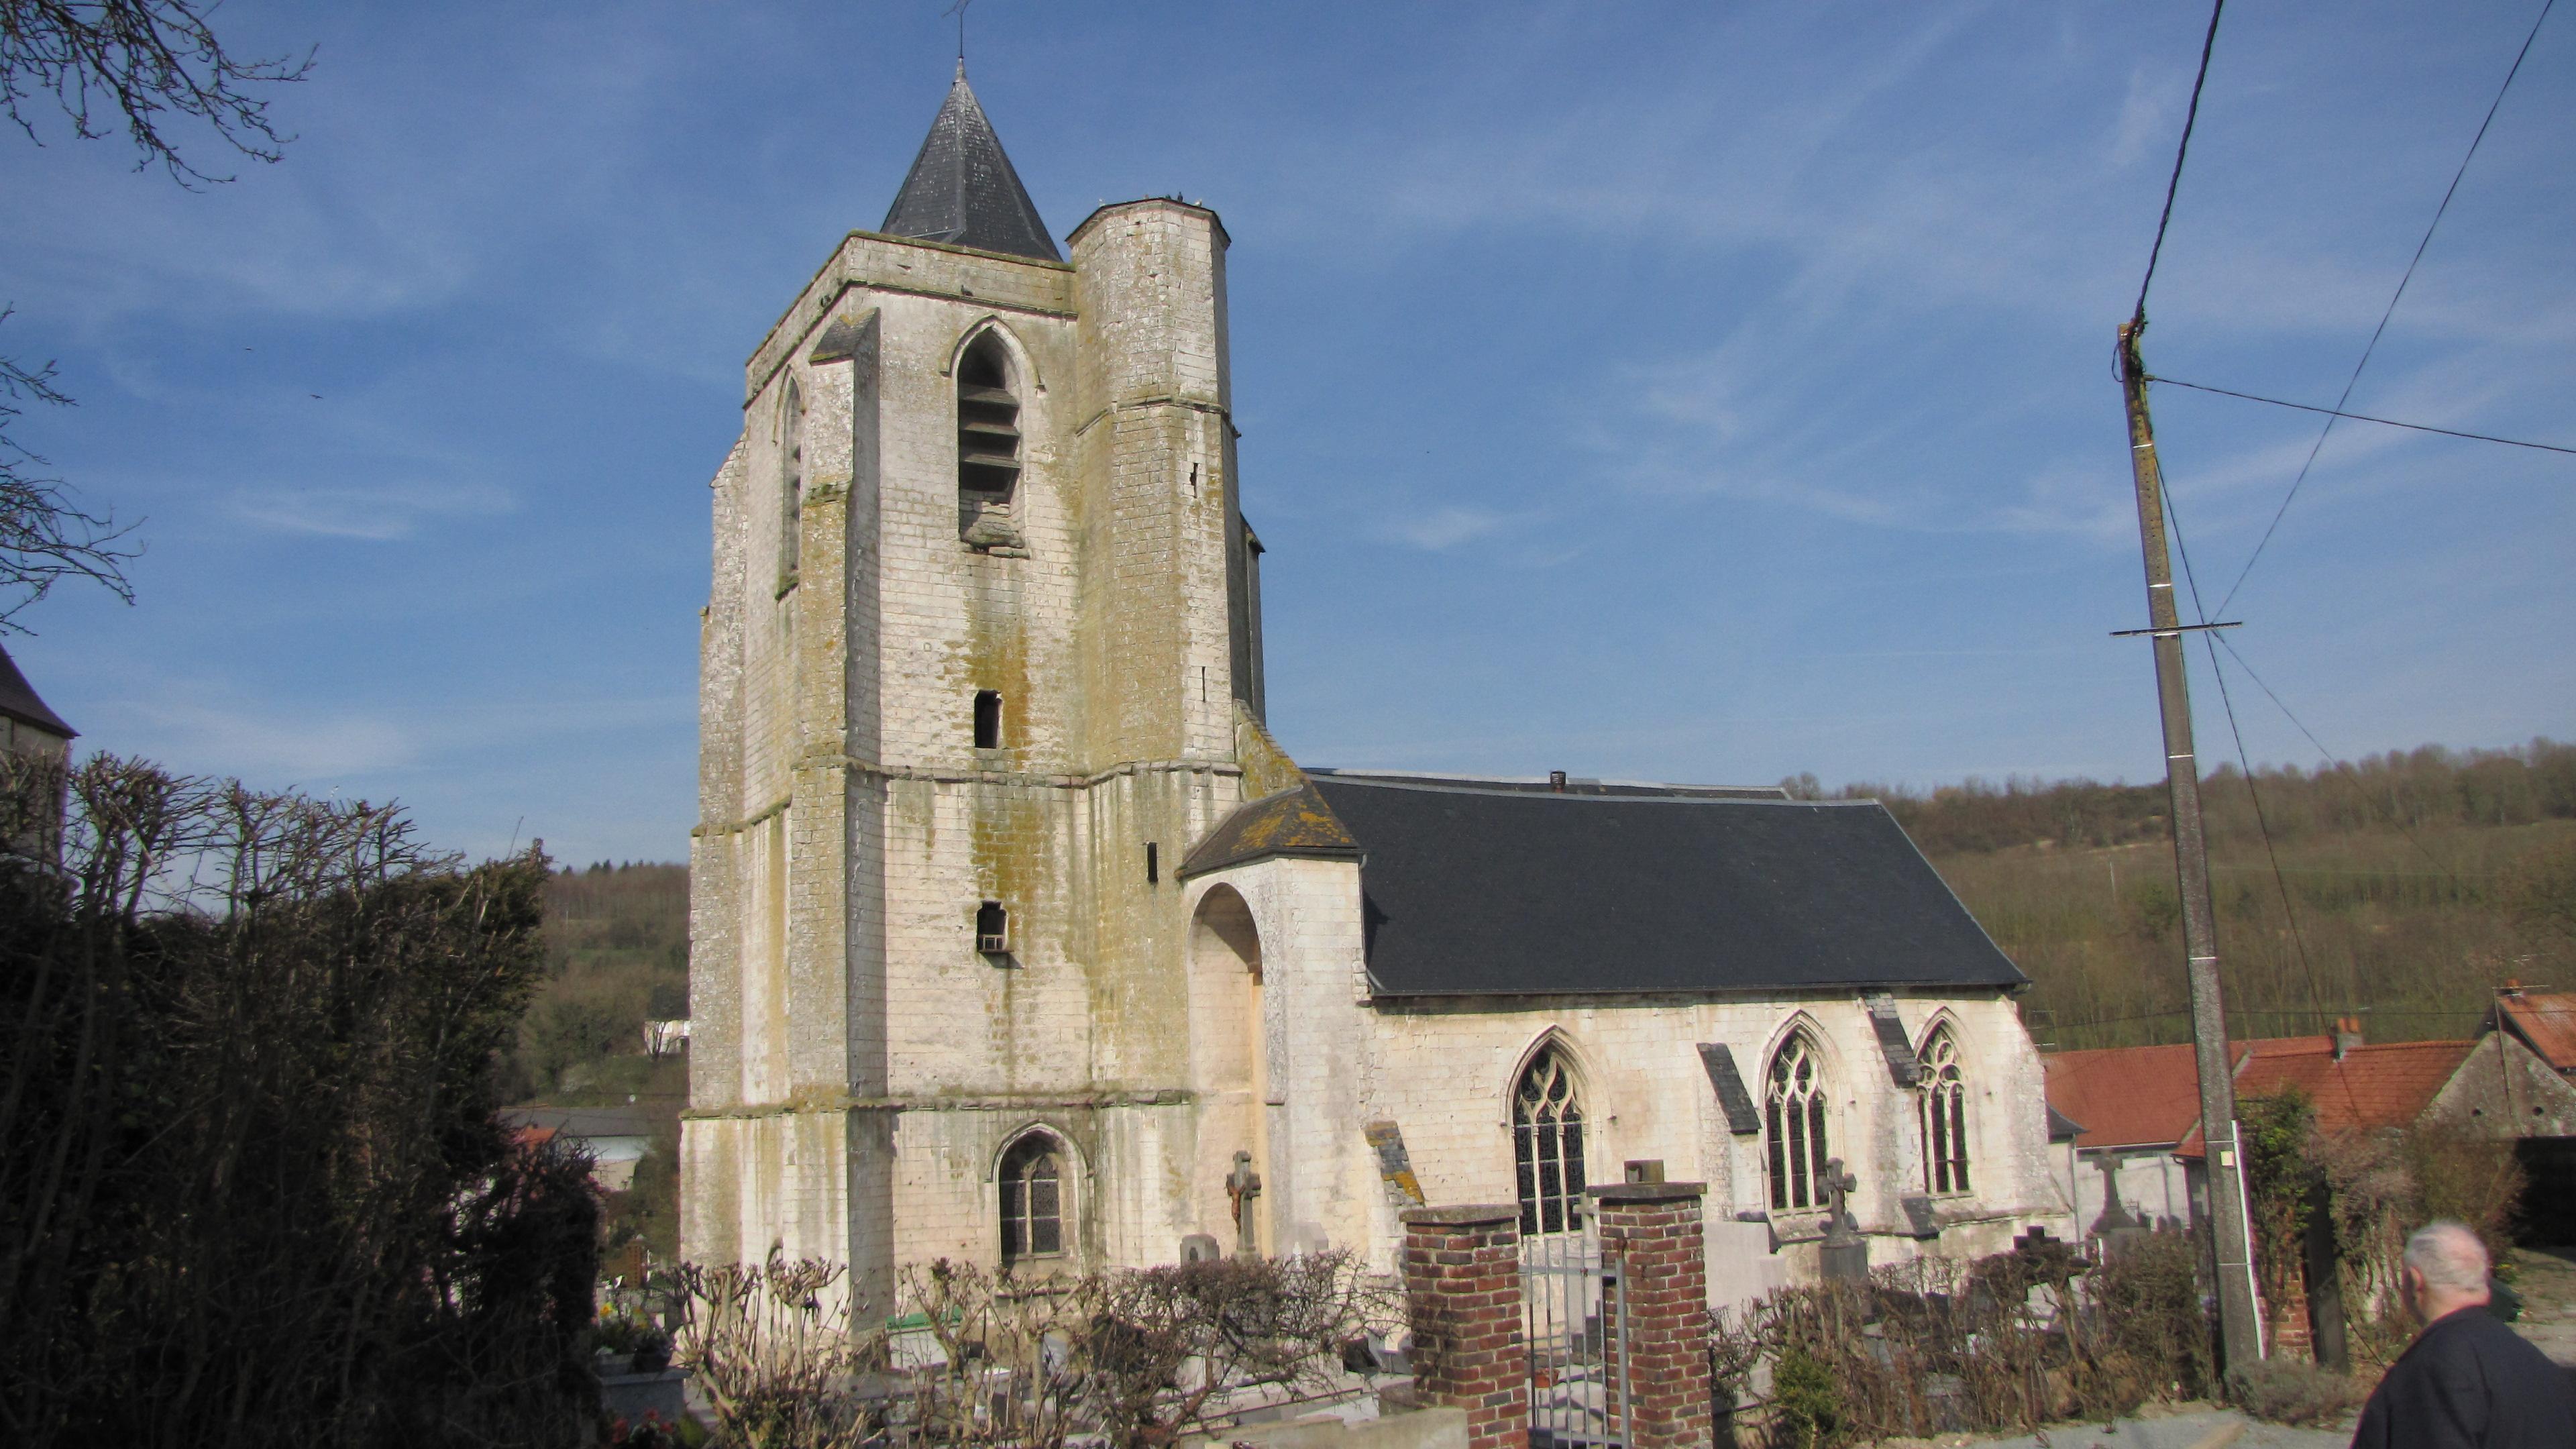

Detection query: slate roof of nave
xmin=879 ymin=62 xmax=1061 ymax=262
xmin=1187 ymin=772 xmax=2029 ymax=999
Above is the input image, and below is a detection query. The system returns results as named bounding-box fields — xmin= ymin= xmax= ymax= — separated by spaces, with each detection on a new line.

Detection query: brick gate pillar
xmin=1592 ymin=1183 xmax=1712 ymax=1449
xmin=1400 ymin=1205 xmax=1528 ymax=1449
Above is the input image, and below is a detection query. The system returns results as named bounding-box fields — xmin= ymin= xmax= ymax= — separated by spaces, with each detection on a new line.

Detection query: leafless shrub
xmin=0 ymin=752 xmax=594 ymax=1449
xmin=669 ymin=1253 xmax=882 ymax=1449
xmin=1076 ymin=1251 xmax=1399 ymax=1448
xmin=2226 ymin=1358 xmax=2365 ymax=1426
xmin=1719 ymin=1232 xmax=2213 ymax=1444
xmin=669 ymin=1250 xmax=1397 ymax=1449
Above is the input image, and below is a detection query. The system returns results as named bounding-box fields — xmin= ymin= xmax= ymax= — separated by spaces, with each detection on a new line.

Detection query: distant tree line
xmin=1787 ymin=737 xmax=2576 ymax=857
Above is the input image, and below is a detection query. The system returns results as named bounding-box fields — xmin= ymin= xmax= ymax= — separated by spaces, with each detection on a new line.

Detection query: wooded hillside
xmin=1805 ymin=739 xmax=2576 ymax=1051
xmin=515 ymin=861 xmax=689 ymax=1258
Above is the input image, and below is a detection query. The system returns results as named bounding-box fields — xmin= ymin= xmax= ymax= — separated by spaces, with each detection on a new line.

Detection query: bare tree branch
xmin=1 ymin=0 xmax=313 ymax=184
xmin=0 ymin=3 xmax=311 ymax=629
xmin=0 ymin=307 xmax=138 ymax=632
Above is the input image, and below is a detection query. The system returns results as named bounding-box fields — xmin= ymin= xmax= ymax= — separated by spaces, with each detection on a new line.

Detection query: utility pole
xmin=2116 ymin=320 xmax=2265 ymax=1367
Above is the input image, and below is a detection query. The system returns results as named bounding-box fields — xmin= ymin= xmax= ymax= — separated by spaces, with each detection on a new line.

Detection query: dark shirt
xmin=2351 ymin=1304 xmax=2576 ymax=1448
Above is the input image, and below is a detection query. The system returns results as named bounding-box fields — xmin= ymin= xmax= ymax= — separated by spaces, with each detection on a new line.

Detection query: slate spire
xmin=880 ymin=62 xmax=1060 ymax=262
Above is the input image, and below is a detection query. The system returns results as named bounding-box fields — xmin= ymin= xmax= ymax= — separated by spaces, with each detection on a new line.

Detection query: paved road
xmin=2510 ymin=1245 xmax=2576 ymax=1368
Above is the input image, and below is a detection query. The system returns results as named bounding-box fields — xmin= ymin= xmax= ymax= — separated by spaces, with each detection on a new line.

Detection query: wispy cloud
xmin=122 ymin=700 xmax=416 ymax=782
xmin=227 ymin=480 xmax=515 ymax=540
xmin=2108 ymin=66 xmax=2180 ymax=170
xmin=1377 ymin=504 xmax=1525 ymax=551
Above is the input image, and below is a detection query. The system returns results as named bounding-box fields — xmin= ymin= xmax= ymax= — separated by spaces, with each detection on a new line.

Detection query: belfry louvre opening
xmin=956 ymin=337 xmax=1020 ymax=497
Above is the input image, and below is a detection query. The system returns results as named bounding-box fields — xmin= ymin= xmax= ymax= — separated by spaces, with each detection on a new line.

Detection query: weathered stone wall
xmin=2426 ymin=1032 xmax=2576 ymax=1137
xmin=687 ymin=209 xmax=1265 ymax=1301
xmin=1179 ymin=858 xmax=2073 ymax=1306
xmin=2073 ymin=1147 xmax=2198 ymax=1236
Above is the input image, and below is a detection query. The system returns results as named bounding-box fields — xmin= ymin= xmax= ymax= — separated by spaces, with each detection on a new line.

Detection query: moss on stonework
xmin=1233 ymin=701 xmax=1303 ymax=798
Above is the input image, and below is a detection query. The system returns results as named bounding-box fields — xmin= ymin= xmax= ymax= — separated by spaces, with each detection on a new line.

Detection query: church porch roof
xmin=1177 ymin=782 xmax=1359 ymax=878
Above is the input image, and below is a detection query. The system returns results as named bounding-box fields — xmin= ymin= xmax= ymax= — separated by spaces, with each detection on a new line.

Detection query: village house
xmin=680 ymin=66 xmax=2077 ymax=1316
xmin=0 ymin=641 xmax=75 ymax=859
xmin=2043 ymin=1017 xmax=2576 ymax=1245
xmin=505 ymin=1105 xmax=659 ymax=1194
xmin=2492 ymin=985 xmax=2576 ymax=1079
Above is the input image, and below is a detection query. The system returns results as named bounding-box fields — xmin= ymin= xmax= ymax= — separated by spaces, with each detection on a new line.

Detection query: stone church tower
xmin=689 ymin=68 xmax=2079 ymax=1317
xmin=682 ymin=66 xmax=1277 ymax=1311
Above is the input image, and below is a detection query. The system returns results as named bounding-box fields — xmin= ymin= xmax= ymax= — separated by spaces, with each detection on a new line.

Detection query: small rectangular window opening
xmin=973 ymin=690 xmax=1002 ymax=750
xmin=1145 ymin=842 xmax=1160 ymax=885
xmin=976 ymin=901 xmax=1010 ymax=955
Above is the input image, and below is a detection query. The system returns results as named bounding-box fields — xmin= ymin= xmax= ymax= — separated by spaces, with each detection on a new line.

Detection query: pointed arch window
xmin=778 ymin=380 xmax=806 ymax=586
xmin=957 ymin=335 xmax=1020 ymax=499
xmin=1766 ymin=1032 xmax=1831 ymax=1211
xmin=1000 ymin=1132 xmax=1066 ymax=1266
xmin=1919 ymin=1027 xmax=1971 ymax=1195
xmin=1513 ymin=1044 xmax=1586 ymax=1236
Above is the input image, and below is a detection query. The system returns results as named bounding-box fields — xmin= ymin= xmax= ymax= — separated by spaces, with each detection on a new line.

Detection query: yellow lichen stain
xmin=969 ymin=779 xmax=1053 ymax=1089
xmin=1232 ymin=700 xmax=1305 ymax=798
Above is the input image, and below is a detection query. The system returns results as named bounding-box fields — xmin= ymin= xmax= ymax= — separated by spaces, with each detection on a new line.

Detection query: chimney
xmin=1548 ymin=770 xmax=1567 ymax=792
xmin=2332 ymin=1016 xmax=2363 ymax=1061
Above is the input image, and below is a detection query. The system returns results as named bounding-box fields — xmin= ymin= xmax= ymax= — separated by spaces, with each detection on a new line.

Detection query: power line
xmin=2045 ymin=1004 xmax=2504 ymax=1036
xmin=2214 ymin=0 xmax=2559 ymax=616
xmin=2133 ymin=0 xmax=2231 ymax=329
xmin=2210 ymin=633 xmax=2457 ymax=880
xmin=2148 ymin=376 xmax=2576 ymax=456
xmin=2159 ymin=474 xmax=2347 ymax=1103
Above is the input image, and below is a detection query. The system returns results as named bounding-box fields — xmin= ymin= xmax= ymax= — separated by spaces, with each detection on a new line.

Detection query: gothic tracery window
xmin=1919 ymin=1027 xmax=1971 ymax=1195
xmin=999 ymin=1132 xmax=1065 ymax=1267
xmin=1513 ymin=1044 xmax=1586 ymax=1236
xmin=1766 ymin=1032 xmax=1831 ymax=1212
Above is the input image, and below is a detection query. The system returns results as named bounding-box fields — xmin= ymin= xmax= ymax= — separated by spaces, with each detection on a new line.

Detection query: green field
xmin=1855 ymin=740 xmax=2576 ymax=1051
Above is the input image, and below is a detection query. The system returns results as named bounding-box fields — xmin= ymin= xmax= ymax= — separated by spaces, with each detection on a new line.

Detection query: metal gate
xmin=1521 ymin=1232 xmax=1630 ymax=1449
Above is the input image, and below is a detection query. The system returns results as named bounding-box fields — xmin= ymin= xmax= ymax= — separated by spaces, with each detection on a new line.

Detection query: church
xmin=679 ymin=67 xmax=2075 ymax=1315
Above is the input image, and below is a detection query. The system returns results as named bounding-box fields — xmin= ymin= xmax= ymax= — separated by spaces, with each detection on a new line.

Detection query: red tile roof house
xmin=2489 ymin=987 xmax=2576 ymax=1240
xmin=2493 ymin=986 xmax=2576 ymax=1078
xmin=2043 ymin=1022 xmax=2576 ymax=1250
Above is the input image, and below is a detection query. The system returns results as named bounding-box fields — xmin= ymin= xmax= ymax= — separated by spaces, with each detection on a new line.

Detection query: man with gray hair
xmin=2350 ymin=1220 xmax=2575 ymax=1447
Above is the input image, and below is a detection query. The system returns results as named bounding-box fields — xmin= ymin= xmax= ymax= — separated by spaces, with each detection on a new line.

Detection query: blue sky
xmin=3 ymin=1 xmax=2569 ymax=865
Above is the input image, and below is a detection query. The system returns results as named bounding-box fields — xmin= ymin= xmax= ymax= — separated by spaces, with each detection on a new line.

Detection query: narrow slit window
xmin=976 ymin=901 xmax=1010 ymax=955
xmin=957 ymin=337 xmax=1020 ymax=499
xmin=1145 ymin=842 xmax=1159 ymax=884
xmin=778 ymin=380 xmax=806 ymax=584
xmin=973 ymin=690 xmax=1002 ymax=749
